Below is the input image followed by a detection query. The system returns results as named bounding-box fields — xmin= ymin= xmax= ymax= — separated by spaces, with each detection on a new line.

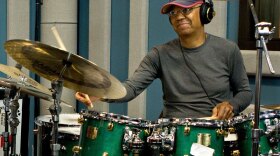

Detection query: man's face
xmin=169 ymin=5 xmax=203 ymax=37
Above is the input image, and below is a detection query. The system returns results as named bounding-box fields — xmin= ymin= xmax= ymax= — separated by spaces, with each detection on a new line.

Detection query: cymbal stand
xmin=2 ymin=88 xmax=12 ymax=156
xmin=247 ymin=0 xmax=276 ymax=155
xmin=49 ymin=56 xmax=71 ymax=156
xmin=2 ymin=85 xmax=20 ymax=156
xmin=9 ymin=87 xmax=20 ymax=156
xmin=49 ymin=79 xmax=63 ymax=156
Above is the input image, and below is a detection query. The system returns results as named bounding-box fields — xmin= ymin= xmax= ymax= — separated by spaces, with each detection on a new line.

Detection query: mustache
xmin=176 ymin=18 xmax=192 ymax=26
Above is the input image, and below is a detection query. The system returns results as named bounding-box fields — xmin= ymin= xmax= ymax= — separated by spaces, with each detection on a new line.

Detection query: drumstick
xmin=198 ymin=116 xmax=219 ymax=120
xmin=51 ymin=26 xmax=67 ymax=51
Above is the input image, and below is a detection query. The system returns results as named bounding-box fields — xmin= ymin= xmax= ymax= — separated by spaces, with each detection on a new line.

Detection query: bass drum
xmin=35 ymin=113 xmax=81 ymax=156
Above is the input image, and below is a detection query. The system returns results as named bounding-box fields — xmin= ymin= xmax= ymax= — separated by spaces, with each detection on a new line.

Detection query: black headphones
xmin=200 ymin=0 xmax=215 ymax=24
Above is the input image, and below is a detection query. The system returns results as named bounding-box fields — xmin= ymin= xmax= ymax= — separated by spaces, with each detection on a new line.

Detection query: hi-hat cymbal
xmin=0 ymin=77 xmax=52 ymax=101
xmin=0 ymin=63 xmax=51 ymax=94
xmin=0 ymin=78 xmax=72 ymax=108
xmin=4 ymin=39 xmax=126 ymax=99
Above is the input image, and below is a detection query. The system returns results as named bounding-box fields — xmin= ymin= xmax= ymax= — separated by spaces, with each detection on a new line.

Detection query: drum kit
xmin=0 ymin=39 xmax=280 ymax=155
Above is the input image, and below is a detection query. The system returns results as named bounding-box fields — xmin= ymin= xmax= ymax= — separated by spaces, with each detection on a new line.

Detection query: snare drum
xmin=35 ymin=114 xmax=80 ymax=156
xmin=175 ymin=118 xmax=228 ymax=156
xmin=234 ymin=110 xmax=280 ymax=155
xmin=76 ymin=111 xmax=149 ymax=156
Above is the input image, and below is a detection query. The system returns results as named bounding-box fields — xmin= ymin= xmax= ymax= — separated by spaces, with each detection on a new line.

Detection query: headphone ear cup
xmin=200 ymin=2 xmax=215 ymax=24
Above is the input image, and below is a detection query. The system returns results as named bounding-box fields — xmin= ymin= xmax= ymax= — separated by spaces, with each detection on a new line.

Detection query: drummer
xmin=76 ymin=0 xmax=253 ymax=120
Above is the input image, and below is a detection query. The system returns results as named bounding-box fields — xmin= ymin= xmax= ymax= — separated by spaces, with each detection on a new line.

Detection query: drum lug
xmin=232 ymin=150 xmax=240 ymax=156
xmin=107 ymin=122 xmax=114 ymax=131
xmin=184 ymin=126 xmax=190 ymax=135
xmin=228 ymin=127 xmax=236 ymax=133
xmin=216 ymin=129 xmax=228 ymax=136
xmin=102 ymin=152 xmax=109 ymax=156
xmin=72 ymin=145 xmax=82 ymax=154
xmin=78 ymin=116 xmax=85 ymax=124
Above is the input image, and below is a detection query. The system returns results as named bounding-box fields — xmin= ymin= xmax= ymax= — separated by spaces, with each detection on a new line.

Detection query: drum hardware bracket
xmin=251 ymin=128 xmax=265 ymax=144
xmin=123 ymin=126 xmax=145 ymax=154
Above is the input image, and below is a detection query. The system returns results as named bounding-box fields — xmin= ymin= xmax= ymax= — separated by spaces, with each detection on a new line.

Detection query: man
xmin=76 ymin=0 xmax=252 ymax=120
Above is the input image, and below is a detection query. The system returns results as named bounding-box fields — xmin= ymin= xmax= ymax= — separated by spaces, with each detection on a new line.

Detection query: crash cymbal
xmin=4 ymin=39 xmax=126 ymax=99
xmin=0 ymin=63 xmax=51 ymax=94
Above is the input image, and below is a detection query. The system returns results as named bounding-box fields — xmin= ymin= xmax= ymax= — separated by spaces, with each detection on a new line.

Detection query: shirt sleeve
xmin=228 ymin=44 xmax=253 ymax=114
xmin=105 ymin=48 xmax=161 ymax=103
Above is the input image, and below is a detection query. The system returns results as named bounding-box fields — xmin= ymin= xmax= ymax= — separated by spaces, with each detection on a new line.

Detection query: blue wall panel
xmin=147 ymin=0 xmax=177 ymax=121
xmin=227 ymin=0 xmax=239 ymax=43
xmin=109 ymin=0 xmax=130 ymax=115
xmin=0 ymin=0 xmax=7 ymax=70
xmin=28 ymin=1 xmax=36 ymax=156
xmin=77 ymin=0 xmax=89 ymax=112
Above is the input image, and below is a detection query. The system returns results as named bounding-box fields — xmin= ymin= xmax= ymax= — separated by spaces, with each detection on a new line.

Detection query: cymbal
xmin=261 ymin=104 xmax=280 ymax=110
xmin=4 ymin=39 xmax=126 ymax=99
xmin=0 ymin=77 xmax=52 ymax=101
xmin=0 ymin=63 xmax=51 ymax=94
xmin=0 ymin=78 xmax=72 ymax=108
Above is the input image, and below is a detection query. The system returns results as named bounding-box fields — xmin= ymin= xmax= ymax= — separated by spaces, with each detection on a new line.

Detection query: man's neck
xmin=179 ymin=31 xmax=207 ymax=49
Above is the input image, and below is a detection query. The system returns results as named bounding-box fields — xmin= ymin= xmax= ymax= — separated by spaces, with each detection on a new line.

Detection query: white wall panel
xmin=205 ymin=1 xmax=227 ymax=38
xmin=41 ymin=0 xmax=77 ymax=23
xmin=128 ymin=0 xmax=149 ymax=118
xmin=88 ymin=0 xmax=111 ymax=112
xmin=40 ymin=0 xmax=77 ymax=115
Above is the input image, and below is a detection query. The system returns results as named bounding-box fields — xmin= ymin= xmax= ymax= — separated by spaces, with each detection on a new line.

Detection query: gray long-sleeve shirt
xmin=110 ymin=34 xmax=253 ymax=118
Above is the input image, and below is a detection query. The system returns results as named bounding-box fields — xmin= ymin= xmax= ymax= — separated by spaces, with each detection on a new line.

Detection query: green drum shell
xmin=79 ymin=118 xmax=126 ymax=156
xmin=235 ymin=110 xmax=280 ymax=155
xmin=175 ymin=119 xmax=226 ymax=156
xmin=78 ymin=115 xmax=148 ymax=156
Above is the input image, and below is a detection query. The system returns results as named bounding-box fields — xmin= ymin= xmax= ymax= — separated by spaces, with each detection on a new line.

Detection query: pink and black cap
xmin=161 ymin=0 xmax=204 ymax=14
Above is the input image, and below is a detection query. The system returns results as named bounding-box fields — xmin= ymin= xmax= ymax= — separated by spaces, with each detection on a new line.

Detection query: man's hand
xmin=75 ymin=92 xmax=100 ymax=108
xmin=211 ymin=101 xmax=234 ymax=120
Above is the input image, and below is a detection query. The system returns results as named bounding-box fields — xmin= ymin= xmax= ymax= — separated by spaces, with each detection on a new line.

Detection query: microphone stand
xmin=247 ymin=0 xmax=276 ymax=156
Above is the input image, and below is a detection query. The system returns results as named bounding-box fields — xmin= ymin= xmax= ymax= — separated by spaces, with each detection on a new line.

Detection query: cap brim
xmin=161 ymin=1 xmax=203 ymax=14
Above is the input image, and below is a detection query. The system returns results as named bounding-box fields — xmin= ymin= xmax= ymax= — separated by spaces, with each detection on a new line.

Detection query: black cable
xmin=179 ymin=38 xmax=216 ymax=106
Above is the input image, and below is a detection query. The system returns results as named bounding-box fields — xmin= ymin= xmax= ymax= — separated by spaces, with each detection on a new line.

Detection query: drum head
xmin=58 ymin=126 xmax=81 ymax=136
xmin=35 ymin=113 xmax=81 ymax=126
